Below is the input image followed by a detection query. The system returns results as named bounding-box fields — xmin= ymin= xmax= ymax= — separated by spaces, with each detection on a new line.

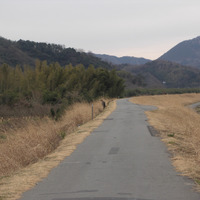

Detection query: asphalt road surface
xmin=20 ymin=99 xmax=200 ymax=200
xmin=188 ymin=102 xmax=200 ymax=109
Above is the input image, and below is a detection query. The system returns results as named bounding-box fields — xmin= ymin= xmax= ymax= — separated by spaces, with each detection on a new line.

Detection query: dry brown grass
xmin=130 ymin=93 xmax=200 ymax=190
xmin=0 ymin=99 xmax=116 ymax=200
xmin=0 ymin=100 xmax=109 ymax=178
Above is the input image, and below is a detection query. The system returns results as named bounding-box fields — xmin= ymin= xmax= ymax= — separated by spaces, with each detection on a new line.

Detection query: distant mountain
xmin=120 ymin=60 xmax=200 ymax=88
xmin=159 ymin=36 xmax=200 ymax=68
xmin=0 ymin=37 xmax=113 ymax=69
xmin=95 ymin=54 xmax=151 ymax=65
xmin=2 ymin=36 xmax=200 ymax=89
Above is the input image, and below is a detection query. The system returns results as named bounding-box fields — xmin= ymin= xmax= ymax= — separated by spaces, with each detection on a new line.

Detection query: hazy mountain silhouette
xmin=159 ymin=36 xmax=200 ymax=68
xmin=95 ymin=54 xmax=151 ymax=65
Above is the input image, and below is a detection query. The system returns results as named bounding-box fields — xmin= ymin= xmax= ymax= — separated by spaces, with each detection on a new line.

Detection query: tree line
xmin=0 ymin=60 xmax=124 ymax=106
xmin=125 ymin=88 xmax=200 ymax=97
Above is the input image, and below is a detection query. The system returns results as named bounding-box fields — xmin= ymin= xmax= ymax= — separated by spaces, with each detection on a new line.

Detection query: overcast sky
xmin=1 ymin=0 xmax=200 ymax=60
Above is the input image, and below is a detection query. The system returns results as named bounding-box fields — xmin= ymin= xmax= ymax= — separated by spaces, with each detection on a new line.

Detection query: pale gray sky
xmin=1 ymin=0 xmax=200 ymax=59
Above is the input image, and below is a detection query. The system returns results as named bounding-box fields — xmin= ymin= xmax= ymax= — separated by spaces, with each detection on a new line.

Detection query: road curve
xmin=188 ymin=102 xmax=200 ymax=109
xmin=20 ymin=99 xmax=200 ymax=200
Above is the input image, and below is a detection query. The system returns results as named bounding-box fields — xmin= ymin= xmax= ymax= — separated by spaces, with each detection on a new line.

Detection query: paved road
xmin=20 ymin=99 xmax=200 ymax=200
xmin=188 ymin=102 xmax=200 ymax=109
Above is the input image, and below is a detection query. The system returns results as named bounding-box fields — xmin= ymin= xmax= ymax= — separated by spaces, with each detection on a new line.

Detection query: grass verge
xmin=130 ymin=93 xmax=200 ymax=191
xmin=0 ymin=99 xmax=116 ymax=200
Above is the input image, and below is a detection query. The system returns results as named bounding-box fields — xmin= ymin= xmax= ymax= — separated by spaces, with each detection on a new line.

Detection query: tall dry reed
xmin=0 ymin=100 xmax=106 ymax=177
xmin=130 ymin=94 xmax=200 ymax=186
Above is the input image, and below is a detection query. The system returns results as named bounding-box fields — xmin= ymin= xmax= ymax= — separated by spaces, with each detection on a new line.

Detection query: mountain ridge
xmin=95 ymin=53 xmax=151 ymax=65
xmin=159 ymin=36 xmax=200 ymax=68
xmin=0 ymin=37 xmax=113 ymax=69
xmin=120 ymin=60 xmax=200 ymax=88
xmin=1 ymin=36 xmax=200 ymax=89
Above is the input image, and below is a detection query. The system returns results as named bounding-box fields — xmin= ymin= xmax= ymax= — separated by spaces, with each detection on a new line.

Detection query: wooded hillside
xmin=120 ymin=60 xmax=200 ymax=88
xmin=0 ymin=37 xmax=113 ymax=69
xmin=0 ymin=61 xmax=124 ymax=117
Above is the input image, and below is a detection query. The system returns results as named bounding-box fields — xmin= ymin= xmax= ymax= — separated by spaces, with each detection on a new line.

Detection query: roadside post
xmin=92 ymin=104 xmax=94 ymax=120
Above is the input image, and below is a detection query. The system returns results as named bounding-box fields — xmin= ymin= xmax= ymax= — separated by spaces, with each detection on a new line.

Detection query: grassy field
xmin=130 ymin=93 xmax=200 ymax=190
xmin=0 ymin=99 xmax=111 ymax=178
xmin=0 ymin=99 xmax=116 ymax=200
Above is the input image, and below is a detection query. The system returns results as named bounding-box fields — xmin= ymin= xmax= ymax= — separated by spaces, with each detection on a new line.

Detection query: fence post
xmin=92 ymin=103 xmax=94 ymax=120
